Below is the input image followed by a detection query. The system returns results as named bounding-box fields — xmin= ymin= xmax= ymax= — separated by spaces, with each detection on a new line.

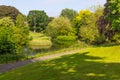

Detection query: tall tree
xmin=60 ymin=8 xmax=78 ymax=21
xmin=73 ymin=9 xmax=103 ymax=44
xmin=0 ymin=5 xmax=21 ymax=22
xmin=27 ymin=10 xmax=48 ymax=32
xmin=97 ymin=0 xmax=120 ymax=41
xmin=16 ymin=14 xmax=29 ymax=45
xmin=73 ymin=10 xmax=92 ymax=38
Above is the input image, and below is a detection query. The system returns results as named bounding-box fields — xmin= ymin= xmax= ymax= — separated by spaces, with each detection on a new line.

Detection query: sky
xmin=0 ymin=0 xmax=106 ymax=17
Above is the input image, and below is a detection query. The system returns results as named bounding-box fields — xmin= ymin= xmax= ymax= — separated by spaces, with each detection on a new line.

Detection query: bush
xmin=111 ymin=34 xmax=120 ymax=42
xmin=0 ymin=54 xmax=25 ymax=63
xmin=0 ymin=27 xmax=16 ymax=54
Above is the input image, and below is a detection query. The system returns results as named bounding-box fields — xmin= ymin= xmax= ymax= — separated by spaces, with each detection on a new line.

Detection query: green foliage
xmin=12 ymin=27 xmax=28 ymax=47
xmin=79 ymin=24 xmax=99 ymax=43
xmin=46 ymin=17 xmax=75 ymax=38
xmin=107 ymin=0 xmax=120 ymax=33
xmin=0 ymin=54 xmax=25 ymax=63
xmin=16 ymin=14 xmax=27 ymax=28
xmin=97 ymin=0 xmax=120 ymax=41
xmin=0 ymin=17 xmax=22 ymax=54
xmin=112 ymin=33 xmax=120 ymax=42
xmin=27 ymin=10 xmax=48 ymax=32
xmin=94 ymin=6 xmax=104 ymax=20
xmin=47 ymin=17 xmax=55 ymax=25
xmin=46 ymin=17 xmax=75 ymax=46
xmin=0 ymin=17 xmax=15 ymax=27
xmin=74 ymin=10 xmax=100 ymax=44
xmin=55 ymin=36 xmax=77 ymax=46
xmin=16 ymin=14 xmax=30 ymax=45
xmin=60 ymin=8 xmax=78 ymax=21
xmin=73 ymin=10 xmax=92 ymax=37
xmin=0 ymin=17 xmax=29 ymax=55
xmin=0 ymin=27 xmax=16 ymax=54
xmin=0 ymin=5 xmax=21 ymax=22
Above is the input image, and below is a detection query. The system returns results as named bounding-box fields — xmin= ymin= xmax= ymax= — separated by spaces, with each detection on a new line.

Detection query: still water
xmin=23 ymin=45 xmax=52 ymax=57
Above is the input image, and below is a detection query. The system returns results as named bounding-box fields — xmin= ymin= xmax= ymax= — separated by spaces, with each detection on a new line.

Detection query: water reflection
xmin=23 ymin=45 xmax=52 ymax=57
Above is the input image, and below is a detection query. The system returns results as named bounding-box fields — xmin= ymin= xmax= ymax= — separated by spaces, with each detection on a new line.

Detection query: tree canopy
xmin=0 ymin=17 xmax=29 ymax=54
xmin=46 ymin=16 xmax=76 ymax=46
xmin=46 ymin=17 xmax=75 ymax=39
xmin=0 ymin=5 xmax=21 ymax=22
xmin=97 ymin=0 xmax=120 ymax=41
xmin=73 ymin=8 xmax=104 ymax=44
xmin=27 ymin=10 xmax=48 ymax=32
xmin=60 ymin=8 xmax=78 ymax=21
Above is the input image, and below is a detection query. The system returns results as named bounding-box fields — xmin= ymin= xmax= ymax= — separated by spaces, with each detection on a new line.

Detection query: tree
xmin=0 ymin=17 xmax=29 ymax=54
xmin=73 ymin=9 xmax=102 ymax=44
xmin=106 ymin=0 xmax=120 ymax=33
xmin=0 ymin=5 xmax=21 ymax=22
xmin=0 ymin=27 xmax=16 ymax=54
xmin=47 ymin=17 xmax=55 ymax=25
xmin=46 ymin=17 xmax=75 ymax=38
xmin=27 ymin=10 xmax=48 ymax=32
xmin=73 ymin=10 xmax=92 ymax=38
xmin=16 ymin=14 xmax=29 ymax=39
xmin=0 ymin=17 xmax=15 ymax=27
xmin=16 ymin=14 xmax=27 ymax=28
xmin=97 ymin=0 xmax=120 ymax=41
xmin=60 ymin=8 xmax=78 ymax=21
xmin=0 ymin=17 xmax=19 ymax=54
xmin=46 ymin=17 xmax=76 ymax=46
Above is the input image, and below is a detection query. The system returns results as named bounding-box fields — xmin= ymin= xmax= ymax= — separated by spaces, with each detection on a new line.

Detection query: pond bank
xmin=0 ymin=49 xmax=81 ymax=74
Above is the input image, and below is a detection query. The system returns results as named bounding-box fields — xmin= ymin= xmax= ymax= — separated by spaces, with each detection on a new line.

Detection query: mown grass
xmin=0 ymin=45 xmax=120 ymax=80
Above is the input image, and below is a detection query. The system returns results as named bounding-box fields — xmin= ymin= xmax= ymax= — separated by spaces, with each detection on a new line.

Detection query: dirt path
xmin=0 ymin=49 xmax=81 ymax=74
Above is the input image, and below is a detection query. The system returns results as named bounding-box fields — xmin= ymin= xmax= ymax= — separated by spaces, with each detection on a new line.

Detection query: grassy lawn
xmin=0 ymin=45 xmax=120 ymax=80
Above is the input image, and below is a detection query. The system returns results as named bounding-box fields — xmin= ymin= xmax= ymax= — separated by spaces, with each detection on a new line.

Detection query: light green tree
xmin=16 ymin=14 xmax=29 ymax=45
xmin=0 ymin=17 xmax=19 ymax=54
xmin=0 ymin=17 xmax=29 ymax=54
xmin=46 ymin=17 xmax=76 ymax=46
xmin=74 ymin=9 xmax=102 ymax=44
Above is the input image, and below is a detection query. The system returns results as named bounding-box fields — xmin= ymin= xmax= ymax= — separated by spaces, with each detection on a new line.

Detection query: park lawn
xmin=0 ymin=45 xmax=120 ymax=80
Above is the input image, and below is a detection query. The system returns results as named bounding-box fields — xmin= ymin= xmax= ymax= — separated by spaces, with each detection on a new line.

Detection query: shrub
xmin=111 ymin=34 xmax=120 ymax=42
xmin=0 ymin=54 xmax=25 ymax=63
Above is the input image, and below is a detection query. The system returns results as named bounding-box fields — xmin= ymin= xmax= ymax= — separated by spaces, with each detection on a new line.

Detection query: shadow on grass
xmin=0 ymin=52 xmax=120 ymax=80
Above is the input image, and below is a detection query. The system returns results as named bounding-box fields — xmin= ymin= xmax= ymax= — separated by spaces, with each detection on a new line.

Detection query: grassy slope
xmin=29 ymin=32 xmax=52 ymax=47
xmin=0 ymin=45 xmax=120 ymax=80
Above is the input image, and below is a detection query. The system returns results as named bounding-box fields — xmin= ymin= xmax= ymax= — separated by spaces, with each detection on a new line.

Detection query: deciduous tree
xmin=60 ymin=8 xmax=78 ymax=21
xmin=27 ymin=10 xmax=48 ymax=32
xmin=97 ymin=0 xmax=120 ymax=41
xmin=0 ymin=5 xmax=21 ymax=22
xmin=46 ymin=17 xmax=76 ymax=46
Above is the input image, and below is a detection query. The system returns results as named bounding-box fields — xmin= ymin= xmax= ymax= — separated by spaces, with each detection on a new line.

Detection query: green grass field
xmin=0 ymin=45 xmax=120 ymax=80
